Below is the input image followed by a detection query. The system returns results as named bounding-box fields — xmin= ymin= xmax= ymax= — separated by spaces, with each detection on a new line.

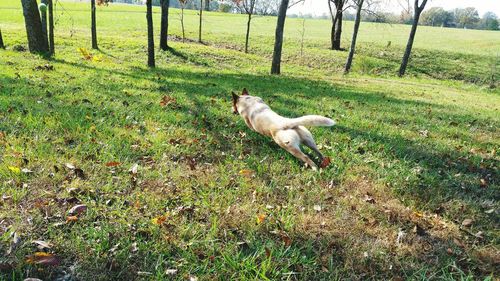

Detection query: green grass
xmin=0 ymin=0 xmax=499 ymax=280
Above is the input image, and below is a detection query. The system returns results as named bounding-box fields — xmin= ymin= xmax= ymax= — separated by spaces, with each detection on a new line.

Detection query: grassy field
xmin=1 ymin=0 xmax=499 ymax=280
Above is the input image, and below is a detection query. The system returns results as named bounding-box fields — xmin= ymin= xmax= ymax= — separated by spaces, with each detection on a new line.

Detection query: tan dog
xmin=232 ymin=88 xmax=335 ymax=170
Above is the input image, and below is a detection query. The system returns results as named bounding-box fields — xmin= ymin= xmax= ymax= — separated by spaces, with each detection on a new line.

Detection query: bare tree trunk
xmin=91 ymin=0 xmax=98 ymax=49
xmin=146 ymin=0 xmax=155 ymax=67
xmin=204 ymin=0 xmax=209 ymax=11
xmin=160 ymin=0 xmax=170 ymax=50
xmin=198 ymin=0 xmax=203 ymax=43
xmin=270 ymin=0 xmax=289 ymax=75
xmin=344 ymin=0 xmax=363 ymax=73
xmin=48 ymin=0 xmax=54 ymax=55
xmin=333 ymin=10 xmax=342 ymax=50
xmin=330 ymin=17 xmax=336 ymax=50
xmin=181 ymin=8 xmax=185 ymax=42
xmin=21 ymin=0 xmax=49 ymax=54
xmin=245 ymin=13 xmax=252 ymax=53
xmin=399 ymin=0 xmax=428 ymax=77
xmin=40 ymin=0 xmax=48 ymax=45
xmin=0 ymin=28 xmax=4 ymax=49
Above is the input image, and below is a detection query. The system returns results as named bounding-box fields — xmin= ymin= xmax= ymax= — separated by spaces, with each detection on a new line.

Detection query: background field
xmin=0 ymin=0 xmax=499 ymax=280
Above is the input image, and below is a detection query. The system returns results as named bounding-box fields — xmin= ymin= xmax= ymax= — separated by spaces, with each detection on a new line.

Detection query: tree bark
xmin=91 ymin=0 xmax=98 ymax=49
xmin=198 ymin=0 xmax=203 ymax=43
xmin=344 ymin=0 xmax=363 ymax=73
xmin=328 ymin=0 xmax=343 ymax=50
xmin=21 ymin=0 xmax=49 ymax=54
xmin=160 ymin=0 xmax=170 ymax=50
xmin=41 ymin=0 xmax=48 ymax=49
xmin=0 ymin=28 xmax=4 ymax=49
xmin=271 ymin=0 xmax=289 ymax=75
xmin=204 ymin=0 xmax=209 ymax=11
xmin=181 ymin=8 xmax=185 ymax=42
xmin=48 ymin=0 xmax=54 ymax=55
xmin=333 ymin=10 xmax=342 ymax=50
xmin=399 ymin=0 xmax=428 ymax=77
xmin=245 ymin=13 xmax=252 ymax=53
xmin=146 ymin=0 xmax=155 ymax=67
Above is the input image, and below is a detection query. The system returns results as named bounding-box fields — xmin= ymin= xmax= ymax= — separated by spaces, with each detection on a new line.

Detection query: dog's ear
xmin=242 ymin=88 xmax=249 ymax=96
xmin=232 ymin=91 xmax=239 ymax=101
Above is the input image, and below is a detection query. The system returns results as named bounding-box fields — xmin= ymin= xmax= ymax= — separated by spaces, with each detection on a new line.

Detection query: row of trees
xmin=16 ymin=0 xmax=429 ymax=77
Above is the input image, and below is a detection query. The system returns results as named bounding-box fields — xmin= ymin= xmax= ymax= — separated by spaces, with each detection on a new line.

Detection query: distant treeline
xmin=293 ymin=7 xmax=499 ymax=31
xmin=110 ymin=0 xmax=498 ymax=31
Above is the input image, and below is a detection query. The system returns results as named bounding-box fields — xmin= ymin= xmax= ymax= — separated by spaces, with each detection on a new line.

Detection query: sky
xmin=288 ymin=0 xmax=500 ymax=17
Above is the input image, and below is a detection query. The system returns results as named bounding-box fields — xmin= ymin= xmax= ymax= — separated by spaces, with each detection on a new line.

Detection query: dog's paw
xmin=319 ymin=157 xmax=331 ymax=169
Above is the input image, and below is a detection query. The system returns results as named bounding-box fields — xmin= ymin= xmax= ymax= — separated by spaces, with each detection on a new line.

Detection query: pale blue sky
xmin=289 ymin=0 xmax=500 ymax=17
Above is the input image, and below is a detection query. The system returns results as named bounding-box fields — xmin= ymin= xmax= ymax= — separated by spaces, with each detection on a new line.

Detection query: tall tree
xmin=48 ymin=0 xmax=54 ymax=54
xmin=146 ymin=0 xmax=155 ymax=67
xmin=327 ymin=0 xmax=348 ymax=50
xmin=399 ymin=0 xmax=428 ymax=77
xmin=21 ymin=0 xmax=49 ymax=54
xmin=204 ymin=0 xmax=210 ymax=11
xmin=198 ymin=0 xmax=203 ymax=42
xmin=91 ymin=0 xmax=97 ymax=49
xmin=270 ymin=0 xmax=289 ymax=74
xmin=0 ymin=28 xmax=4 ymax=49
xmin=160 ymin=0 xmax=170 ymax=50
xmin=480 ymin=12 xmax=499 ymax=31
xmin=344 ymin=0 xmax=363 ymax=73
xmin=454 ymin=7 xmax=480 ymax=29
xmin=234 ymin=0 xmax=257 ymax=53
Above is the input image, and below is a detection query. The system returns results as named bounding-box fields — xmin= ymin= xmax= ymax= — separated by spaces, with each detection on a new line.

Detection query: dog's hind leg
xmin=274 ymin=130 xmax=318 ymax=170
xmin=297 ymin=126 xmax=324 ymax=159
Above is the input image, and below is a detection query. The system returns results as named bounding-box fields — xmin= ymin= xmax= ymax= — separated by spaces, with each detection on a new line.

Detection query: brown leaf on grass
xmin=66 ymin=216 xmax=78 ymax=223
xmin=479 ymin=178 xmax=488 ymax=188
xmin=159 ymin=95 xmax=176 ymax=107
xmin=239 ymin=169 xmax=254 ymax=177
xmin=32 ymin=240 xmax=52 ymax=250
xmin=264 ymin=247 xmax=271 ymax=258
xmin=364 ymin=194 xmax=376 ymax=204
xmin=152 ymin=215 xmax=167 ymax=225
xmin=26 ymin=252 xmax=60 ymax=266
xmin=129 ymin=163 xmax=139 ymax=174
xmin=256 ymin=214 xmax=266 ymax=224
xmin=105 ymin=161 xmax=121 ymax=167
xmin=319 ymin=157 xmax=331 ymax=168
xmin=461 ymin=218 xmax=473 ymax=227
xmin=280 ymin=233 xmax=292 ymax=247
xmin=68 ymin=204 xmax=87 ymax=215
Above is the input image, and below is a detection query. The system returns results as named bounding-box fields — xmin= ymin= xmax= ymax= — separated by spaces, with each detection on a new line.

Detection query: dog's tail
xmin=280 ymin=115 xmax=335 ymax=129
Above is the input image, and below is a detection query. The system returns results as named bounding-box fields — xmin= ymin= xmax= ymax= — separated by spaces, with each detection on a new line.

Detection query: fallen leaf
xmin=364 ymin=194 xmax=376 ymax=204
xmin=26 ymin=252 xmax=60 ymax=266
xmin=105 ymin=161 xmax=121 ymax=167
xmin=461 ymin=218 xmax=473 ymax=227
xmin=65 ymin=163 xmax=75 ymax=170
xmin=66 ymin=216 xmax=78 ymax=223
xmin=319 ymin=157 xmax=331 ymax=168
xmin=256 ymin=214 xmax=266 ymax=224
xmin=68 ymin=204 xmax=87 ymax=215
xmin=159 ymin=95 xmax=176 ymax=107
xmin=7 ymin=231 xmax=21 ymax=255
xmin=313 ymin=205 xmax=322 ymax=212
xmin=129 ymin=163 xmax=139 ymax=174
xmin=21 ymin=168 xmax=33 ymax=174
xmin=152 ymin=215 xmax=167 ymax=225
xmin=165 ymin=269 xmax=177 ymax=275
xmin=479 ymin=179 xmax=488 ymax=188
xmin=239 ymin=169 xmax=254 ymax=177
xmin=281 ymin=233 xmax=292 ymax=247
xmin=74 ymin=168 xmax=86 ymax=179
xmin=264 ymin=247 xmax=271 ymax=258
xmin=8 ymin=166 xmax=20 ymax=174
xmin=32 ymin=240 xmax=52 ymax=250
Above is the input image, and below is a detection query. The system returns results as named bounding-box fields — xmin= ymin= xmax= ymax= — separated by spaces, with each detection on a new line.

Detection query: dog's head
xmin=231 ymin=88 xmax=249 ymax=115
